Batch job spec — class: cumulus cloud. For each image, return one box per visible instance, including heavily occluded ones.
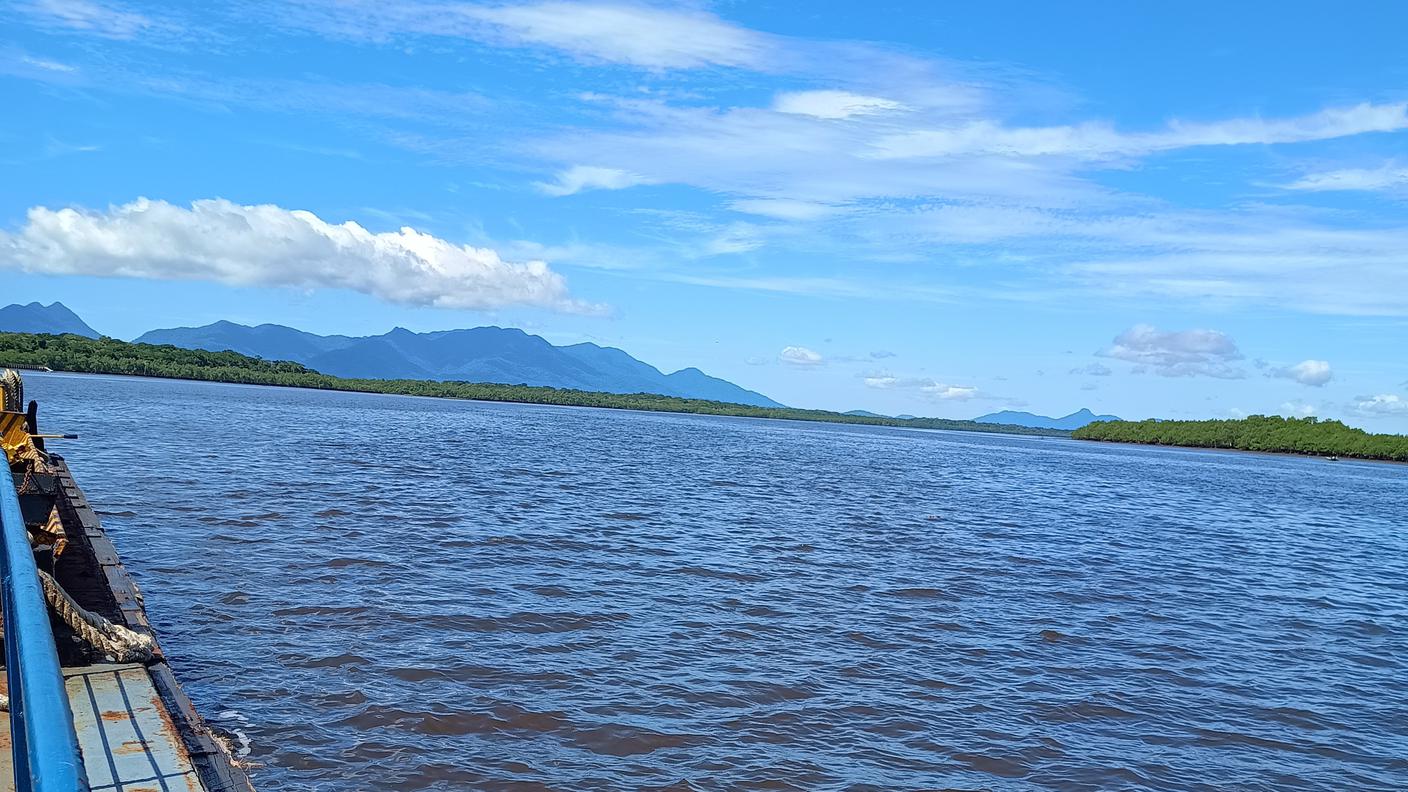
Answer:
[0,198,596,312]
[1269,359,1333,387]
[1284,162,1408,193]
[536,165,652,196]
[1352,394,1408,415]
[773,90,907,119]
[1102,324,1244,378]
[780,345,824,366]
[1070,362,1112,376]
[1280,400,1317,418]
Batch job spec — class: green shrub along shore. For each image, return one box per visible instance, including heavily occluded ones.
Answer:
[0,332,1066,436]
[1073,416,1408,462]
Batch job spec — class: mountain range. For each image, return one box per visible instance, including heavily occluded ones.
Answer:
[1,302,1119,423]
[132,321,785,407]
[974,408,1120,430]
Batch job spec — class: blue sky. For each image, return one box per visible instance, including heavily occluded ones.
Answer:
[3,1,1407,430]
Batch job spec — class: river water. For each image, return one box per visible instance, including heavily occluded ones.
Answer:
[25,372,1408,790]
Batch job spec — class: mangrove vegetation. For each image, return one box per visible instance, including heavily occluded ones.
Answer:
[1073,415,1408,462]
[0,332,1066,436]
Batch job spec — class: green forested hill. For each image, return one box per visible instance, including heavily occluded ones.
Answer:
[0,332,1065,436]
[1073,415,1408,462]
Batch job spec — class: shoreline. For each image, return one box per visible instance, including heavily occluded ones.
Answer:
[1076,436,1408,467]
[15,364,1067,439]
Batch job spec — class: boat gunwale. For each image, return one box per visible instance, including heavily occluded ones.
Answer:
[49,453,256,792]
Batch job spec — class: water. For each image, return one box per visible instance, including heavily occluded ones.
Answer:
[25,372,1408,791]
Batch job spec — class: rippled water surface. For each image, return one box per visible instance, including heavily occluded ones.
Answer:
[27,372,1408,790]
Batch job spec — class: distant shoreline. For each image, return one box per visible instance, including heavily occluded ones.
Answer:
[1073,418,1408,464]
[0,332,1067,439]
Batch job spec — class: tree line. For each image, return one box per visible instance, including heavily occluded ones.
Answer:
[1073,415,1408,462]
[0,332,1066,437]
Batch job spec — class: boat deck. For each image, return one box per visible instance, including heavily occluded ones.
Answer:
[0,665,207,791]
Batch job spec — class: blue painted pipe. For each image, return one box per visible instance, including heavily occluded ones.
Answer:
[0,459,87,791]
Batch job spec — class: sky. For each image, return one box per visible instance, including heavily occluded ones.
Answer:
[2,1,1407,431]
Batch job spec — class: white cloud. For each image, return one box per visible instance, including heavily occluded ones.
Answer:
[283,1,773,69]
[471,2,771,68]
[1280,401,1317,418]
[728,199,838,221]
[536,165,651,197]
[863,374,904,388]
[1352,394,1408,416]
[925,383,979,400]
[1284,163,1408,193]
[862,373,981,400]
[17,0,1408,322]
[1103,325,1244,379]
[0,198,596,313]
[780,345,824,366]
[869,350,896,359]
[526,90,1408,315]
[18,0,165,40]
[1062,209,1408,316]
[870,103,1408,161]
[774,90,907,120]
[1270,359,1333,387]
[20,55,78,73]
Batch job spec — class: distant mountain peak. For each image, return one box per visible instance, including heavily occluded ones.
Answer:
[974,407,1120,430]
[0,301,101,338]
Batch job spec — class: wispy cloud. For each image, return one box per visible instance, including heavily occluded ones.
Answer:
[870,102,1408,160]
[863,373,985,401]
[16,0,173,40]
[467,1,773,69]
[1070,362,1112,376]
[0,198,599,313]
[536,165,652,196]
[773,90,908,119]
[275,0,776,69]
[1283,161,1408,193]
[20,54,78,73]
[12,0,1408,324]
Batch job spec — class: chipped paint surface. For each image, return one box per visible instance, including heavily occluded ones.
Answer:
[64,664,206,791]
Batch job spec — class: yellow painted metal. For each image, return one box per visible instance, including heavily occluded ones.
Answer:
[1,411,31,466]
[1,369,39,466]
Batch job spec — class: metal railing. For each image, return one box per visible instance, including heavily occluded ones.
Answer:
[0,459,87,791]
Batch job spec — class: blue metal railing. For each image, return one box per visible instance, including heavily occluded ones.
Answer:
[0,459,87,791]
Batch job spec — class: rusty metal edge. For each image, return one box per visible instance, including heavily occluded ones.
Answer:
[49,454,258,792]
